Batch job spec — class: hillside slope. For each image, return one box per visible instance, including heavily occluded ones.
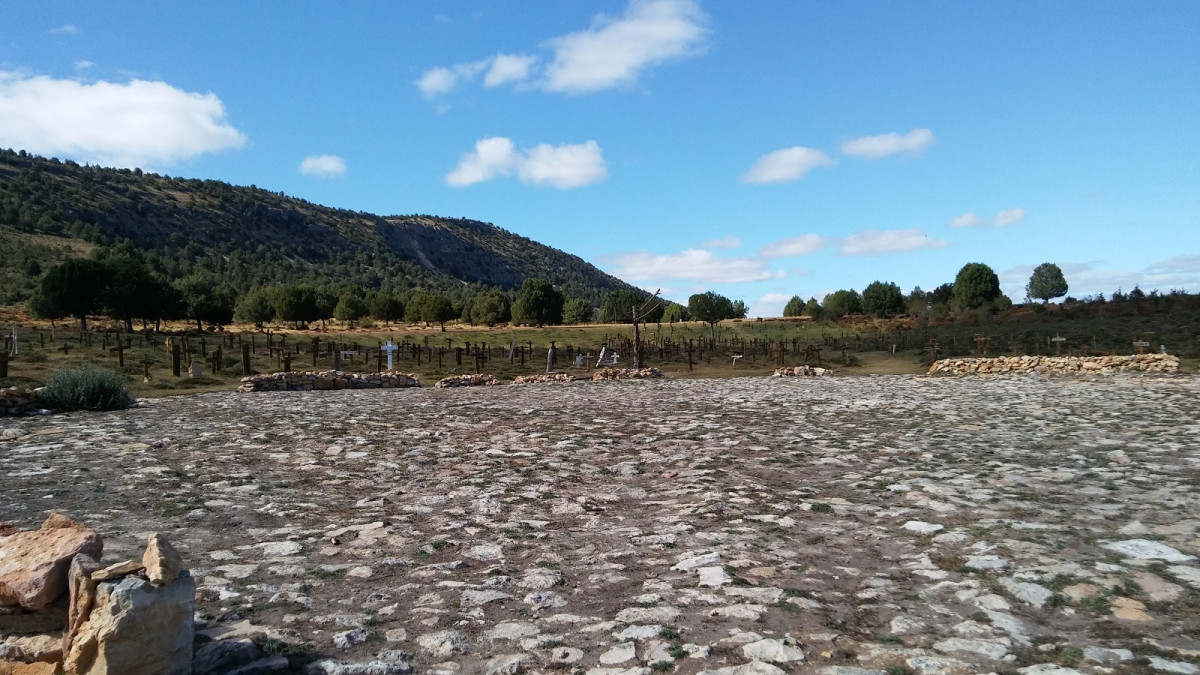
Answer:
[0,148,639,304]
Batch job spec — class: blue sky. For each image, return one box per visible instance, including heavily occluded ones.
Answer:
[2,1,1197,316]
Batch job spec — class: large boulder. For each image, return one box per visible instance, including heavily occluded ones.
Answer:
[0,515,103,611]
[62,572,195,675]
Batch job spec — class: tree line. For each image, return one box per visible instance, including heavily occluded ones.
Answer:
[780,261,1073,320]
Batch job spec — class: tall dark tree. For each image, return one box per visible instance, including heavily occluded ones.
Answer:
[234,287,276,327]
[861,281,905,317]
[687,291,734,337]
[511,278,564,327]
[1026,262,1068,304]
[953,263,1001,309]
[561,297,593,325]
[470,289,511,327]
[35,258,109,330]
[782,295,805,317]
[368,289,404,326]
[174,273,234,330]
[101,255,168,332]
[822,289,862,317]
[272,284,321,326]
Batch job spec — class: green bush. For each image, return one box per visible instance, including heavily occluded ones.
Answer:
[39,366,135,411]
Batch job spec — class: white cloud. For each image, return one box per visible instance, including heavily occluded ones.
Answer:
[740,147,834,184]
[74,60,95,70]
[841,128,934,159]
[418,0,708,97]
[949,208,1026,228]
[299,154,347,178]
[518,140,607,188]
[540,0,709,94]
[416,60,487,98]
[446,136,606,189]
[839,228,949,255]
[697,235,741,250]
[49,24,79,35]
[949,212,981,228]
[484,54,538,87]
[445,137,520,186]
[606,248,782,284]
[0,71,245,168]
[759,234,828,258]
[991,208,1026,227]
[750,292,793,319]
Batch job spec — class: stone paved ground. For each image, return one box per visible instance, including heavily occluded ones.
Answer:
[3,374,1200,675]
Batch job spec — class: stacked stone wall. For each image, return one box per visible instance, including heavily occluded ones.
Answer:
[929,353,1180,376]
[238,370,419,392]
[773,366,832,377]
[591,367,662,381]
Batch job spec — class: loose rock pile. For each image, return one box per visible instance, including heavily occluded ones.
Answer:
[591,367,663,381]
[238,370,419,392]
[511,373,576,384]
[0,387,44,416]
[929,353,1181,375]
[0,515,194,675]
[772,365,832,377]
[434,373,500,388]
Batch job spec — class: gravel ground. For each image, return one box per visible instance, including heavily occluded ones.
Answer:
[3,374,1200,675]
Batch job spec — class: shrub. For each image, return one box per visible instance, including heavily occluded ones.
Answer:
[39,366,135,411]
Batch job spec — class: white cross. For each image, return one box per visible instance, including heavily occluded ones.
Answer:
[381,340,399,370]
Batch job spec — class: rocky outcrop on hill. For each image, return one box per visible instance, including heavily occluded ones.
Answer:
[929,353,1180,375]
[434,374,499,388]
[238,370,419,392]
[591,367,662,381]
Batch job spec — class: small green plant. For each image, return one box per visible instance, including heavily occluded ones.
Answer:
[668,644,688,659]
[811,502,833,513]
[650,661,673,672]
[1057,646,1084,666]
[39,365,134,411]
[658,626,681,640]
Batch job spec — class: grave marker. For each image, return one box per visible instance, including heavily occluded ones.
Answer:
[381,341,399,371]
[1051,334,1067,356]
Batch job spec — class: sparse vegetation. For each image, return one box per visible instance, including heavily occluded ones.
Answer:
[38,365,134,411]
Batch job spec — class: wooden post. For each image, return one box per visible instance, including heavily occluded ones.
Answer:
[171,343,181,377]
[312,338,320,367]
[109,340,127,368]
[282,352,292,372]
[241,343,252,375]
[0,352,8,378]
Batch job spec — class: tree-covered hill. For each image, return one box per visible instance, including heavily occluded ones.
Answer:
[0,148,640,305]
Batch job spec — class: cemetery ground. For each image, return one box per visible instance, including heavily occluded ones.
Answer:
[4,372,1200,674]
[1,303,1197,397]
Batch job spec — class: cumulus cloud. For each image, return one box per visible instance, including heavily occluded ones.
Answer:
[759,234,828,258]
[841,128,934,159]
[416,60,488,98]
[418,0,708,97]
[540,0,709,93]
[0,71,245,168]
[839,228,948,255]
[750,292,793,319]
[740,147,834,184]
[697,235,741,250]
[299,154,347,178]
[446,136,606,189]
[949,208,1026,228]
[606,248,782,284]
[484,54,538,87]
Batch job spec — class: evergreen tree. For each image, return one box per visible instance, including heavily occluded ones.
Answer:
[861,281,905,317]
[953,263,1001,309]
[1026,263,1068,304]
[782,295,805,317]
[511,278,564,327]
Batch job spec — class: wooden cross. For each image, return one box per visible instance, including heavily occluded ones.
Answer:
[109,340,129,368]
[974,334,990,357]
[1051,334,1067,356]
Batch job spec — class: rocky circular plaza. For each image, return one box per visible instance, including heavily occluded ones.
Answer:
[2,373,1199,674]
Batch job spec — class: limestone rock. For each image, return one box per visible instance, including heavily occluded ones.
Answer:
[89,560,143,582]
[62,572,195,675]
[0,514,103,611]
[62,554,99,658]
[742,638,805,663]
[142,533,183,587]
